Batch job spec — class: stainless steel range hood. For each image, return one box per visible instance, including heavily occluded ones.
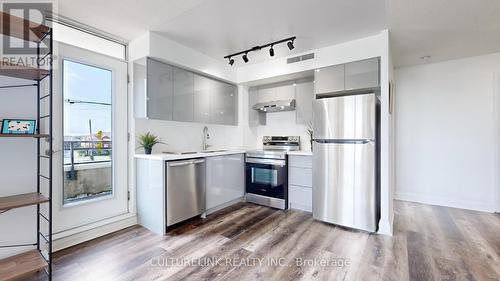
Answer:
[252,99,296,113]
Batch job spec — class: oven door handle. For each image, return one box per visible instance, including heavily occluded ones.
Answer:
[246,158,286,166]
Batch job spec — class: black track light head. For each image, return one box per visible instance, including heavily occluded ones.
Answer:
[228,57,234,66]
[269,46,275,57]
[242,53,249,63]
[287,40,295,50]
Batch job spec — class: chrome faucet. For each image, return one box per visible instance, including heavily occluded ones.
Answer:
[202,126,211,151]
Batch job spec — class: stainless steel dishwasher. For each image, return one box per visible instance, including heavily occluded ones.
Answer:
[166,158,206,227]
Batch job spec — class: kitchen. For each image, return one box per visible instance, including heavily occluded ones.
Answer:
[134,56,381,233]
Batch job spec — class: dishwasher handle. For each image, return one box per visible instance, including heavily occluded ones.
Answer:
[168,159,205,167]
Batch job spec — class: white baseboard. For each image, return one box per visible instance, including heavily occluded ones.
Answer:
[396,191,495,213]
[377,212,394,236]
[53,213,137,252]
[288,202,312,213]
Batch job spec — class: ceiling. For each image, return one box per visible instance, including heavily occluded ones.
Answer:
[388,0,500,67]
[59,0,500,67]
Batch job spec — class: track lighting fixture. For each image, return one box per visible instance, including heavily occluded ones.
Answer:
[224,36,296,66]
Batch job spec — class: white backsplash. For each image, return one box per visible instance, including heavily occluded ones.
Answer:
[135,118,245,153]
[245,110,311,151]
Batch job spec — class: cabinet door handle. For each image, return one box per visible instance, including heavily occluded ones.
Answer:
[168,159,205,167]
[169,161,194,167]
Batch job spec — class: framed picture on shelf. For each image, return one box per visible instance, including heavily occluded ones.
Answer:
[1,119,37,135]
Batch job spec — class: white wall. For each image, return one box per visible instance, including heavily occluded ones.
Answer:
[134,119,246,153]
[131,31,237,82]
[237,33,388,83]
[395,52,500,212]
[244,111,310,151]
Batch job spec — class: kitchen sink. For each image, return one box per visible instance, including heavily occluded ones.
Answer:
[162,150,228,155]
[162,151,199,155]
[203,149,227,153]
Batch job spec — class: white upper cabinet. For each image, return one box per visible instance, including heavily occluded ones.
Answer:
[257,86,274,103]
[249,79,313,126]
[257,83,295,103]
[274,84,295,100]
[248,88,266,126]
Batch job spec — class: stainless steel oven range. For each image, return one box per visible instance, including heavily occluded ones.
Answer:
[245,136,300,209]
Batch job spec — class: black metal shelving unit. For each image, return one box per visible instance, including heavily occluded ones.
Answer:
[0,11,53,281]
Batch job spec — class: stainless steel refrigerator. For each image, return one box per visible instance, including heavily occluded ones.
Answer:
[312,93,380,232]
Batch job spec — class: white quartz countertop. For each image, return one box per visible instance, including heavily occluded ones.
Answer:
[287,150,313,156]
[135,149,312,161]
[134,149,247,161]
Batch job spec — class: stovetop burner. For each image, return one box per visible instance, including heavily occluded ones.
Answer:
[247,136,300,159]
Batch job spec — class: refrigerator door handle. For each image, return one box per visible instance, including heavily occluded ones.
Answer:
[313,139,374,144]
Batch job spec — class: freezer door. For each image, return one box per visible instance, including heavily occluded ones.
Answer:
[312,141,377,232]
[313,93,376,140]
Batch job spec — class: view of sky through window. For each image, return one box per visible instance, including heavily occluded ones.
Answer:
[63,60,112,137]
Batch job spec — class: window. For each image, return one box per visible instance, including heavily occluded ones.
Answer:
[63,60,113,204]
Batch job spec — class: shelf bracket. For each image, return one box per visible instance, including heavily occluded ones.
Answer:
[0,243,37,248]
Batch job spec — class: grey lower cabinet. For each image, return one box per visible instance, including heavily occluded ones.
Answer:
[173,67,194,122]
[205,154,245,212]
[136,57,238,125]
[288,155,313,212]
[136,153,244,234]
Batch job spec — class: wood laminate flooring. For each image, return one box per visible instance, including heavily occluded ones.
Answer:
[30,200,500,281]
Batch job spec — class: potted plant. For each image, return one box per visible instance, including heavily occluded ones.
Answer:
[306,121,313,152]
[137,132,164,155]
